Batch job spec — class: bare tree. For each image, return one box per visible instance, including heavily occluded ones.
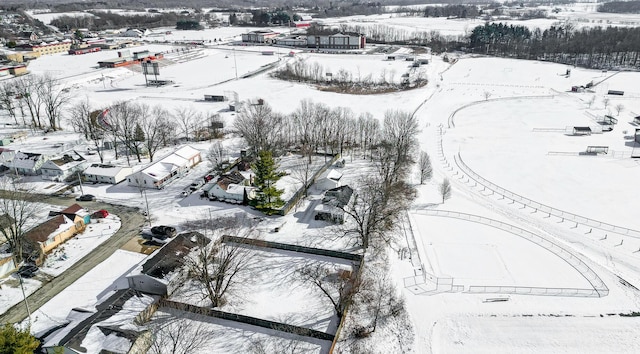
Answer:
[206,141,226,174]
[38,73,71,131]
[379,110,419,185]
[440,178,451,203]
[139,104,173,162]
[603,98,610,110]
[0,179,40,263]
[148,312,213,354]
[184,229,255,308]
[233,101,283,156]
[67,98,107,163]
[483,90,492,100]
[289,158,313,199]
[587,95,596,108]
[615,103,625,116]
[172,106,200,141]
[418,151,432,184]
[0,82,20,125]
[248,328,311,354]
[14,75,44,130]
[297,264,360,319]
[107,101,142,165]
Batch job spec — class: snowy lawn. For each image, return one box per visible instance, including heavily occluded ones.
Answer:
[171,247,354,334]
[410,213,593,289]
[149,309,330,354]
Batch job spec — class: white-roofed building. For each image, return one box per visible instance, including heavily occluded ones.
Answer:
[40,151,88,182]
[5,151,48,175]
[316,169,343,191]
[127,145,201,189]
[84,164,133,184]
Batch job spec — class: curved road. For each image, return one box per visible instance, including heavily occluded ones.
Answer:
[0,194,145,325]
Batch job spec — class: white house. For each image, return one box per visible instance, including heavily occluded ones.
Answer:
[128,145,201,189]
[83,164,133,184]
[40,151,87,182]
[207,171,254,203]
[316,169,342,191]
[5,151,48,175]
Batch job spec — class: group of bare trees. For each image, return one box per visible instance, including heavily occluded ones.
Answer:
[68,100,222,165]
[0,179,40,264]
[234,99,402,163]
[273,59,428,94]
[0,74,71,131]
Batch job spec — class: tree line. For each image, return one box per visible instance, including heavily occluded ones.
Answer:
[68,100,223,165]
[50,11,187,31]
[598,1,640,14]
[468,23,640,69]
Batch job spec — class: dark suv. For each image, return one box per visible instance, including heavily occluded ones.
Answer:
[76,194,96,201]
[150,225,177,237]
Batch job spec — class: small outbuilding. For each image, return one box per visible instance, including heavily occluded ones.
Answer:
[572,127,592,136]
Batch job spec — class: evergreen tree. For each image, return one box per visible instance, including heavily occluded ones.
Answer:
[0,324,40,354]
[252,150,284,212]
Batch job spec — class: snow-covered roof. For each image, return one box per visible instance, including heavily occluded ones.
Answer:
[41,152,85,171]
[324,169,342,181]
[84,164,132,177]
[25,215,75,243]
[139,146,200,180]
[226,184,245,195]
[173,145,200,160]
[6,151,44,169]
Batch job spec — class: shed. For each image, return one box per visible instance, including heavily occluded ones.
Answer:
[572,127,592,136]
[607,90,624,96]
[0,138,11,146]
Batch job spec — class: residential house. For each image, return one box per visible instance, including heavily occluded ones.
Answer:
[314,185,353,223]
[316,169,342,191]
[24,214,85,261]
[5,151,48,175]
[41,233,209,354]
[128,146,201,189]
[83,164,133,184]
[206,171,255,203]
[40,151,88,182]
[0,214,16,278]
[41,289,156,354]
[49,203,91,226]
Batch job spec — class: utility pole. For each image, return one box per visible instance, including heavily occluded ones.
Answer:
[143,188,151,227]
[77,172,84,195]
[18,274,31,327]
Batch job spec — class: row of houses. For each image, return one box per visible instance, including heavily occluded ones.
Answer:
[242,30,366,50]
[0,146,202,190]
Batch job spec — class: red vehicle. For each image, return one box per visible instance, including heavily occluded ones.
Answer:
[93,209,109,218]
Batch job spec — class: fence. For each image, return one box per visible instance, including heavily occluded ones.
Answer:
[412,209,609,297]
[222,235,363,262]
[454,152,640,239]
[159,299,335,341]
[447,95,555,128]
[278,153,341,216]
[468,286,601,297]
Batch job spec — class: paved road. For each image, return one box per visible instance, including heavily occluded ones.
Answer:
[0,195,145,325]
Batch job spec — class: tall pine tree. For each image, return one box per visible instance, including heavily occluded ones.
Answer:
[0,323,39,354]
[252,150,284,212]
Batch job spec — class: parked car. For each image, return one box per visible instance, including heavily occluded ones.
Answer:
[203,174,215,182]
[180,190,191,197]
[17,263,39,278]
[92,209,109,218]
[151,225,177,237]
[189,181,204,191]
[76,194,96,202]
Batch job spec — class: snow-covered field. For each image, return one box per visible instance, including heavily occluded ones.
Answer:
[3,4,640,351]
